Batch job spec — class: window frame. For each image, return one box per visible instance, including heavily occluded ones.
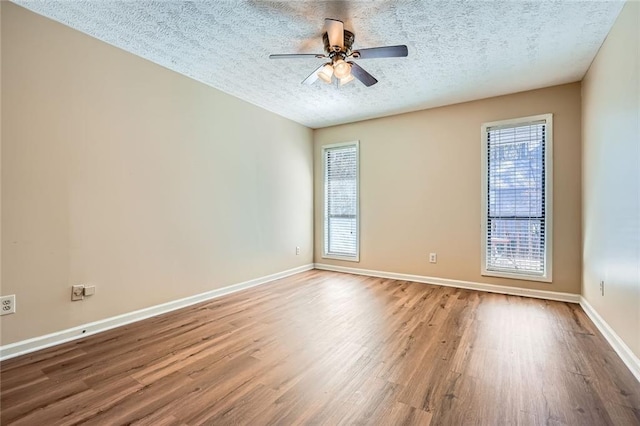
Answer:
[480,113,553,282]
[322,140,360,262]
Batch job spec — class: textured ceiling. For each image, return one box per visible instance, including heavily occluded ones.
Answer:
[14,1,624,128]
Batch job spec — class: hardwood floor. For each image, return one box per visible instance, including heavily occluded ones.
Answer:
[1,270,639,425]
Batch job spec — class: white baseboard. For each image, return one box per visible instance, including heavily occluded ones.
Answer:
[314,263,581,303]
[0,263,314,361]
[5,263,638,384]
[579,297,640,383]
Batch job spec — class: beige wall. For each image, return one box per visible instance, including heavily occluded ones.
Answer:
[0,1,3,327]
[582,1,640,358]
[314,83,582,294]
[6,0,633,353]
[0,3,313,345]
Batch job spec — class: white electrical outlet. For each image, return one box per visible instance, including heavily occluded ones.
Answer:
[429,253,437,263]
[296,246,300,255]
[71,285,85,301]
[0,295,16,315]
[83,285,96,296]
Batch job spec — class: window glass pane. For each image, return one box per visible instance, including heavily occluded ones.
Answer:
[486,122,546,276]
[487,218,545,273]
[324,144,358,258]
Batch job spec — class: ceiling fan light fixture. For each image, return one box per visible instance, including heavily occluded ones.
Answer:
[339,74,355,86]
[333,59,351,79]
[270,18,408,88]
[318,63,334,83]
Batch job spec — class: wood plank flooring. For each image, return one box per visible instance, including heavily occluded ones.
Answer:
[1,270,639,425]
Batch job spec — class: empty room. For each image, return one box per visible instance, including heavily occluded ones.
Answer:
[1,0,639,424]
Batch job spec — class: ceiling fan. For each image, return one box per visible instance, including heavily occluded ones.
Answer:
[269,18,408,87]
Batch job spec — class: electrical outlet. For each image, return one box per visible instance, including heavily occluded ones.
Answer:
[0,295,16,315]
[83,286,96,296]
[600,280,605,296]
[296,246,300,255]
[71,285,84,301]
[429,253,437,263]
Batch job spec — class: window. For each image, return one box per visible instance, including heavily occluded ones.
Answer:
[481,114,552,282]
[323,141,359,261]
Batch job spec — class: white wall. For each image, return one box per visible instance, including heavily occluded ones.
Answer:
[581,1,640,358]
[0,3,314,345]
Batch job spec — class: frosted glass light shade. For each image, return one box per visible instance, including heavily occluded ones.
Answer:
[339,74,355,86]
[318,64,334,83]
[333,59,351,79]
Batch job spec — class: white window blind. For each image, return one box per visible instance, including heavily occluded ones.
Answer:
[483,115,552,280]
[324,142,359,260]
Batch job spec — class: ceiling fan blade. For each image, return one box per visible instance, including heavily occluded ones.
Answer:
[352,45,408,59]
[325,18,344,49]
[348,62,378,87]
[302,64,326,85]
[269,53,325,59]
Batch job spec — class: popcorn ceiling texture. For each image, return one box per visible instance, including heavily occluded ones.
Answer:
[14,0,624,128]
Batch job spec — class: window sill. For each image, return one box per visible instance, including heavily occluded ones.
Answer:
[482,269,552,283]
[322,254,360,263]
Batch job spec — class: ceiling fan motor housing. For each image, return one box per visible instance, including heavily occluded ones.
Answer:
[323,29,355,55]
